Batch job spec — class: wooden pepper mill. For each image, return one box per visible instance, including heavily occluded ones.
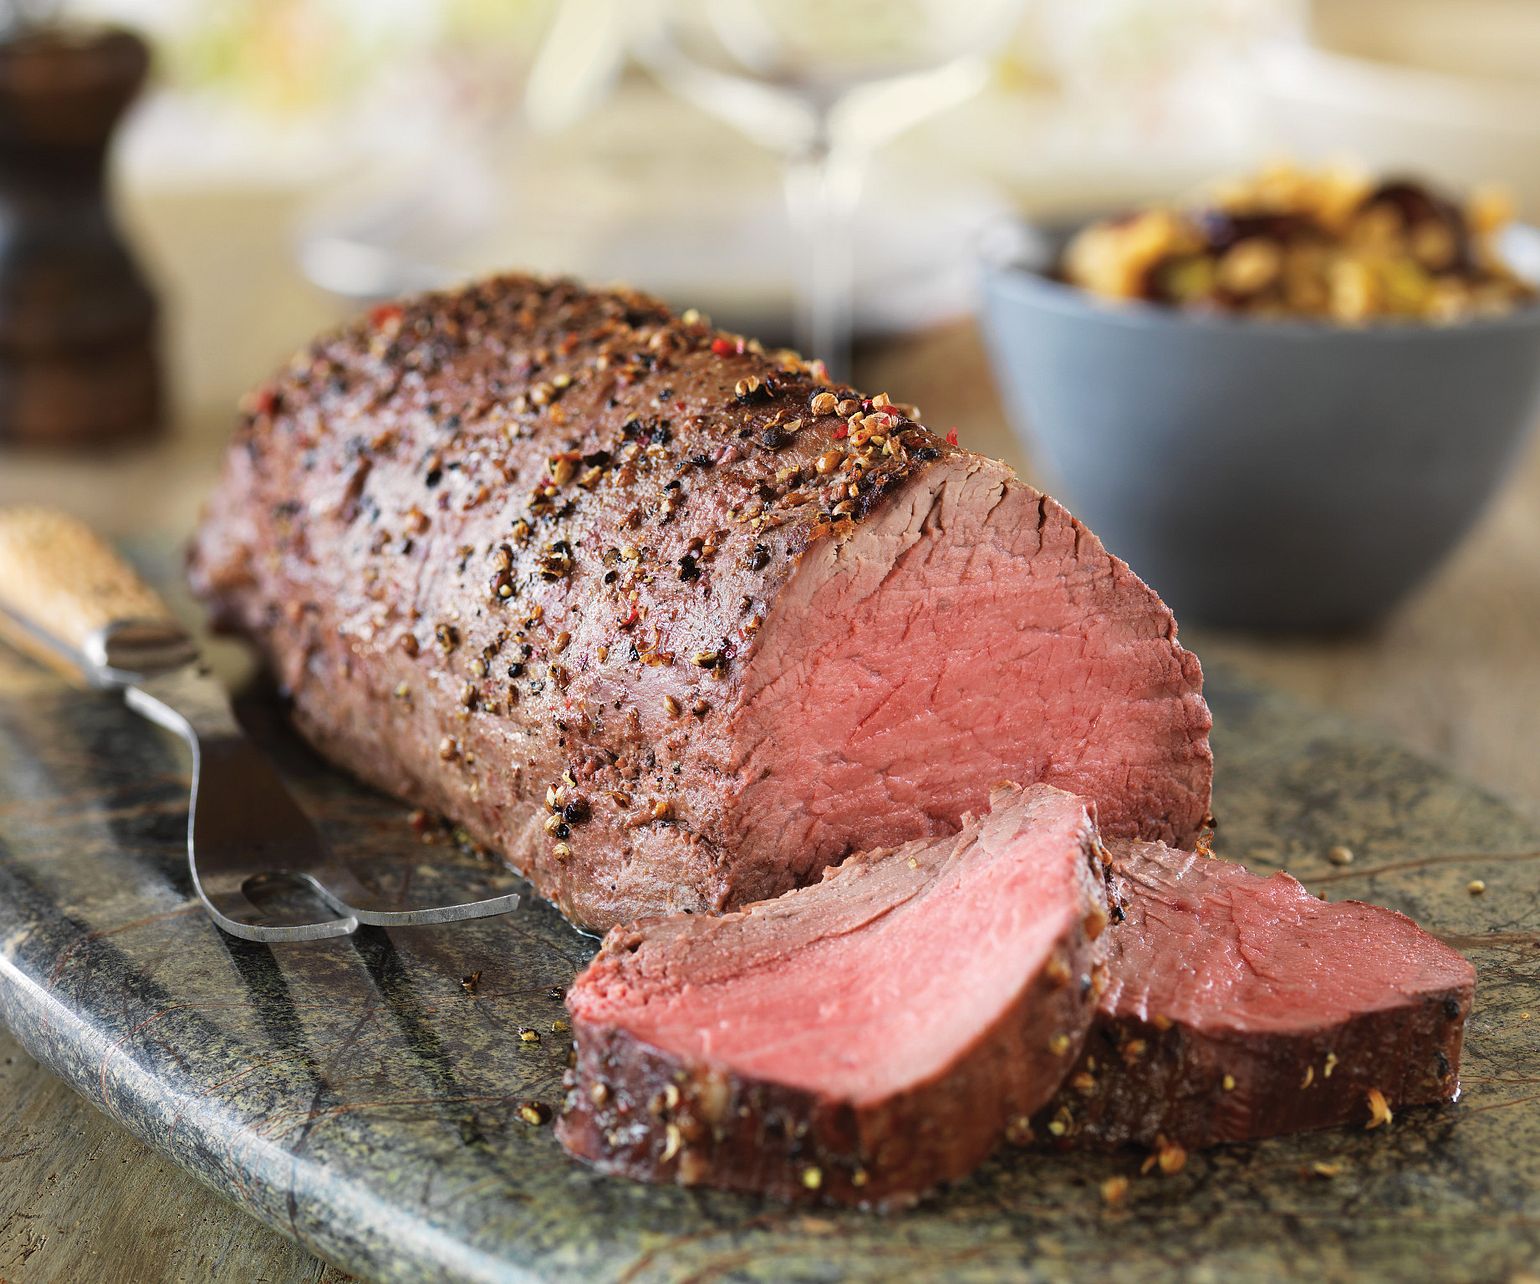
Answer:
[0,24,160,448]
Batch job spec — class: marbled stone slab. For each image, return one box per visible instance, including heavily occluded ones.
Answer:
[0,659,1536,1283]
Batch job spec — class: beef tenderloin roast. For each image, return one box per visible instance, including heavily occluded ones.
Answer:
[190,275,1211,932]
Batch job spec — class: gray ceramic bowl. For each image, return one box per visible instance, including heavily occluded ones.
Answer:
[980,221,1540,631]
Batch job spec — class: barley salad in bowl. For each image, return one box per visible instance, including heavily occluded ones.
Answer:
[981,163,1540,631]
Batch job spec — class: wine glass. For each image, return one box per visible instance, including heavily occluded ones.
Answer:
[630,0,1025,378]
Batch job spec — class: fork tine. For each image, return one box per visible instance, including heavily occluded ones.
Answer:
[191,865,361,943]
[298,860,523,928]
[323,885,522,928]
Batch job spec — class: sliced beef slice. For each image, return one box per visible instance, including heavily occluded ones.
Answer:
[1035,841,1476,1150]
[557,783,1109,1207]
[189,275,1211,932]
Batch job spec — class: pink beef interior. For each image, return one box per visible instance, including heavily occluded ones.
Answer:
[1107,843,1477,1034]
[570,784,1097,1105]
[728,456,1211,893]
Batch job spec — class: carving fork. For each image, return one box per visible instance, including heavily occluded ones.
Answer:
[0,508,518,942]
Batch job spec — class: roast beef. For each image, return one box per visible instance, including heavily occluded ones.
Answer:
[557,783,1109,1207]
[1035,841,1476,1150]
[189,275,1212,931]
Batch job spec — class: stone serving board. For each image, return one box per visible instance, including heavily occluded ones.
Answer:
[0,650,1537,1284]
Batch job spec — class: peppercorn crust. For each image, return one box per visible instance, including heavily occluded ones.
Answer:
[189,274,1212,930]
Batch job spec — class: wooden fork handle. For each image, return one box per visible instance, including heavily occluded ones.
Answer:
[0,506,195,687]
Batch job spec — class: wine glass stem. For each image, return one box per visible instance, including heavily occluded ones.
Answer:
[786,132,865,380]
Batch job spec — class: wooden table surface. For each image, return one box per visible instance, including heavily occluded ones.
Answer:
[2,188,1538,1284]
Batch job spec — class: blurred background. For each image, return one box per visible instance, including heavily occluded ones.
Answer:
[0,0,1538,809]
